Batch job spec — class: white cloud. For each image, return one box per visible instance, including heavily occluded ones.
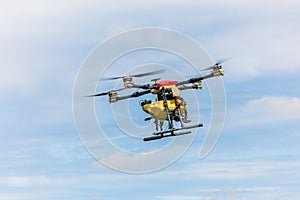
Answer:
[1,0,299,95]
[207,22,300,81]
[0,193,23,200]
[156,186,292,200]
[0,175,74,187]
[0,174,92,200]
[157,195,204,200]
[158,159,300,180]
[230,96,300,126]
[195,1,300,81]
[92,159,300,182]
[90,140,196,173]
[0,1,300,200]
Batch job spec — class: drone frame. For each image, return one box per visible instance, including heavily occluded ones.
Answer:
[88,62,225,141]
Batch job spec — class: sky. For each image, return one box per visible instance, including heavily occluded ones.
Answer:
[0,0,300,199]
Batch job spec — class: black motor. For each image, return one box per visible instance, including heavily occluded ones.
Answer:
[140,99,152,106]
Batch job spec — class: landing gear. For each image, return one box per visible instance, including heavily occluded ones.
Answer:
[154,119,164,132]
[143,87,203,142]
[143,123,203,141]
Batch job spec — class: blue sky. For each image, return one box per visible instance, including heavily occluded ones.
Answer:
[1,0,300,199]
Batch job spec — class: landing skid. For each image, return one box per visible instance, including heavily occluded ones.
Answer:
[143,123,203,142]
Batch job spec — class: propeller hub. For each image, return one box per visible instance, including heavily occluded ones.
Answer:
[151,78,161,83]
[123,76,134,88]
[108,91,120,103]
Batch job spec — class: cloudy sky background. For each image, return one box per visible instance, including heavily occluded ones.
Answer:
[1,0,300,199]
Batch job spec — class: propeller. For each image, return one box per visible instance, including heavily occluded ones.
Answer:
[86,88,126,97]
[100,69,166,81]
[201,57,231,71]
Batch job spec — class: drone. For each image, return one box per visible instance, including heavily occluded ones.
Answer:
[88,61,225,141]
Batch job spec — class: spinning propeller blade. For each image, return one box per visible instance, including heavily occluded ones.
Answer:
[86,88,126,97]
[100,76,124,81]
[130,69,165,78]
[201,57,231,71]
[100,69,165,81]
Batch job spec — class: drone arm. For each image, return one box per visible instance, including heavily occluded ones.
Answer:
[131,84,150,89]
[131,84,160,90]
[178,84,202,90]
[128,90,152,98]
[176,67,224,86]
[175,74,207,86]
[110,90,151,103]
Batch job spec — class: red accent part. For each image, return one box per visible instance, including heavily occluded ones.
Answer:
[153,80,178,87]
[175,96,180,104]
